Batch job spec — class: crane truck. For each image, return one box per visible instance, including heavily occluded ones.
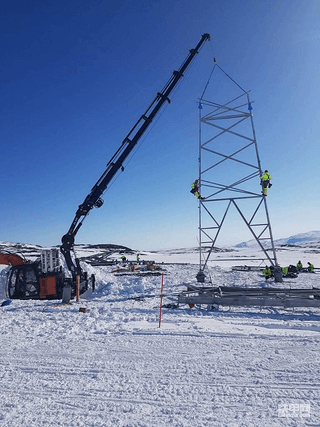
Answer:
[3,33,210,300]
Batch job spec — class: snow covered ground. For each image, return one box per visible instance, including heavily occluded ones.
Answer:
[0,243,320,426]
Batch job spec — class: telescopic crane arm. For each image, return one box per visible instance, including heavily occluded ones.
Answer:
[61,33,210,275]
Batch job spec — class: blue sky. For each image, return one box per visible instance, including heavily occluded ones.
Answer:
[1,0,319,250]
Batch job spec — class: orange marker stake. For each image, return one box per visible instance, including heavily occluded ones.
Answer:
[159,273,164,328]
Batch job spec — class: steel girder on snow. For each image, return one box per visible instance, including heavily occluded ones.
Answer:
[178,286,320,308]
[197,87,278,277]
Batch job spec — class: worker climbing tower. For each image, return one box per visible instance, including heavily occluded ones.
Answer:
[196,62,282,283]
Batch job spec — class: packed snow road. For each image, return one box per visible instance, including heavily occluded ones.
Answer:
[1,259,320,426]
[1,330,320,427]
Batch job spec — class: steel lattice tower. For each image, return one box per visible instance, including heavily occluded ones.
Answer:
[196,65,282,283]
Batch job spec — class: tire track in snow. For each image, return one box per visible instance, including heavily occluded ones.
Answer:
[1,333,320,426]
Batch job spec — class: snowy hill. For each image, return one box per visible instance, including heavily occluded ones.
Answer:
[278,230,320,245]
[236,230,320,248]
[0,241,235,267]
[0,241,135,264]
[1,234,319,269]
[0,241,43,260]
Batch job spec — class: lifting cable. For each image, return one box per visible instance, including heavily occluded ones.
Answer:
[199,62,216,102]
[215,63,247,94]
[198,35,217,102]
[199,51,248,103]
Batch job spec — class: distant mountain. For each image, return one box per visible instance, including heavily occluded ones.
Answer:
[0,241,133,263]
[236,230,320,248]
[1,231,320,261]
[0,242,43,259]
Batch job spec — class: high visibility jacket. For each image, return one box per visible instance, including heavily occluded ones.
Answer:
[297,262,303,269]
[282,266,289,275]
[263,268,271,277]
[260,172,271,181]
[191,181,199,190]
[308,264,314,270]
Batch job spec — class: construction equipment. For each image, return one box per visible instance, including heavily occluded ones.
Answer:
[3,33,210,300]
[4,248,85,300]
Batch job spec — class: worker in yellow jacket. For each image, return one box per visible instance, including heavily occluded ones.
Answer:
[260,170,272,196]
[263,266,271,280]
[307,262,314,272]
[190,179,204,200]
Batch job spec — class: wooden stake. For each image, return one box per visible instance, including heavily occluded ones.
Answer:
[76,275,80,302]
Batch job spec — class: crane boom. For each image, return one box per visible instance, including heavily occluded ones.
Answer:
[61,33,210,275]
